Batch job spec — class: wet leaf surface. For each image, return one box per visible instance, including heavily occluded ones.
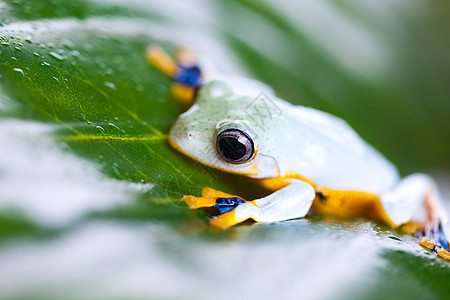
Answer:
[0,1,449,299]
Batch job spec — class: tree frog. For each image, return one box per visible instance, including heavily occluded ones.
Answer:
[147,45,450,259]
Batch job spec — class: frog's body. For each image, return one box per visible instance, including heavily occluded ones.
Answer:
[147,45,450,259]
[172,79,398,192]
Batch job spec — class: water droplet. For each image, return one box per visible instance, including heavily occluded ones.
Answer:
[49,51,64,61]
[11,57,17,61]
[52,76,60,83]
[388,235,402,241]
[33,52,40,57]
[104,81,116,90]
[41,62,50,67]
[111,163,121,178]
[78,113,86,122]
[14,46,21,52]
[156,83,166,94]
[96,125,105,133]
[108,122,125,133]
[1,42,9,47]
[62,40,74,49]
[25,38,32,44]
[13,68,24,78]
[136,83,144,92]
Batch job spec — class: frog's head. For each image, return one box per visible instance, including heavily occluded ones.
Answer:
[169,79,280,178]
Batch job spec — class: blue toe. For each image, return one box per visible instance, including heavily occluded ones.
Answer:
[213,197,245,214]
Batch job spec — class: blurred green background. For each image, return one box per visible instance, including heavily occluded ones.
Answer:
[0,0,449,299]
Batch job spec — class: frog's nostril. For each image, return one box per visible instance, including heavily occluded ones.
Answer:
[187,132,194,139]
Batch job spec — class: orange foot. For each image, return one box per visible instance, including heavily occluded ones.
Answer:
[183,187,257,229]
[417,223,450,260]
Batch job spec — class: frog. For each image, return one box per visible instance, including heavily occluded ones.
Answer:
[146,45,450,259]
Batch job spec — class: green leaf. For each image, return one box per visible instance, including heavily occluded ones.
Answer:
[0,3,235,229]
[1,1,450,300]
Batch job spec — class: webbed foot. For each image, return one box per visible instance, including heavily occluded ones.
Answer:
[146,45,202,105]
[183,187,257,229]
[417,223,450,260]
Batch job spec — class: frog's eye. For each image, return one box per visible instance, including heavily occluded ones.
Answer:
[216,129,255,164]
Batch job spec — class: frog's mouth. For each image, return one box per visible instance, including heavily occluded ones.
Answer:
[168,135,257,176]
[168,135,280,178]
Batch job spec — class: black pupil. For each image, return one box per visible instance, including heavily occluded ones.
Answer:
[217,129,254,164]
[218,137,246,161]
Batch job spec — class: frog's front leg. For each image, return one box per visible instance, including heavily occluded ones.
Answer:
[184,179,315,229]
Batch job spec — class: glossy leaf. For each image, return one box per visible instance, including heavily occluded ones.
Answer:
[1,1,450,300]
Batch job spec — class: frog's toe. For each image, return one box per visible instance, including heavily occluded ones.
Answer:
[210,201,261,229]
[419,236,435,250]
[211,197,245,215]
[183,187,244,210]
[417,222,450,260]
[182,195,216,209]
[209,209,249,229]
[436,246,450,260]
[185,194,247,218]
[200,187,240,199]
[183,187,255,228]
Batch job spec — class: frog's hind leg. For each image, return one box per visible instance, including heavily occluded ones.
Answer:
[146,45,202,105]
[380,173,449,259]
[416,223,450,259]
